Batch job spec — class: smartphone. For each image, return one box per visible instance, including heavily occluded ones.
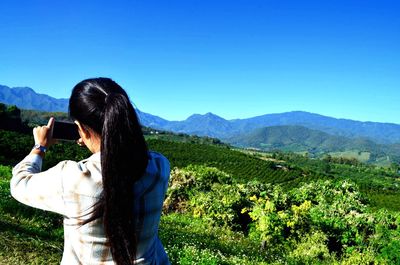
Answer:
[52,121,80,141]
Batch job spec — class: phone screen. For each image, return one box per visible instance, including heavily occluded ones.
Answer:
[52,121,80,140]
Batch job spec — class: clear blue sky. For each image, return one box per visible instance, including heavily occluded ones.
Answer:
[0,0,399,123]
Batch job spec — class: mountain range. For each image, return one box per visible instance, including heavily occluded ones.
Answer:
[0,85,69,113]
[1,84,400,149]
[137,111,400,145]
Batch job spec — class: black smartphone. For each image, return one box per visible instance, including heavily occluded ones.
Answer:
[52,121,80,141]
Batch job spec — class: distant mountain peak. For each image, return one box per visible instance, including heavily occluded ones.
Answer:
[15,86,35,93]
[186,112,225,121]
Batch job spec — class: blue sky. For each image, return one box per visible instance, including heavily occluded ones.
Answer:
[0,0,399,123]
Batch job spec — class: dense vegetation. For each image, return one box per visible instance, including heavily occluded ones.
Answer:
[165,165,400,264]
[142,127,228,146]
[1,105,400,264]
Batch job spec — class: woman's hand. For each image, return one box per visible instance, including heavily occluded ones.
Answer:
[77,138,86,147]
[33,117,56,148]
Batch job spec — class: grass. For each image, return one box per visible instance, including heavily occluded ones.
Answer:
[0,165,63,264]
[160,214,268,265]
[0,228,62,265]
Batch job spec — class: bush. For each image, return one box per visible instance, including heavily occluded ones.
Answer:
[286,231,335,264]
[0,165,12,179]
[190,182,267,230]
[164,165,268,231]
[163,165,232,213]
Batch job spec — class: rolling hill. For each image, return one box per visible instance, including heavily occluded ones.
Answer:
[227,125,400,163]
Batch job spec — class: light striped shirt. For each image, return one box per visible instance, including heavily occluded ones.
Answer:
[11,151,170,265]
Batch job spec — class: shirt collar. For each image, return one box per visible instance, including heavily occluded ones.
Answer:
[88,152,101,161]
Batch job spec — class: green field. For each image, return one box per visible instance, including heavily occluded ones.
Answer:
[1,125,400,264]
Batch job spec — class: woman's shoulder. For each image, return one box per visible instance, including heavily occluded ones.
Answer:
[148,151,170,169]
[59,153,102,196]
[146,151,170,179]
[148,151,169,162]
[56,153,100,175]
[133,152,170,197]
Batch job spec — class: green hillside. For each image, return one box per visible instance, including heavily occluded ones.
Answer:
[1,128,399,210]
[10,106,400,166]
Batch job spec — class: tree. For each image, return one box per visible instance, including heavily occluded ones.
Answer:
[6,105,21,119]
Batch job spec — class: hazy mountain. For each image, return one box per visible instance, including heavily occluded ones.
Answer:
[228,125,384,154]
[0,85,69,112]
[229,111,400,144]
[1,84,400,144]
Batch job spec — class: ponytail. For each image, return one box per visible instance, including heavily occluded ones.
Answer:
[101,93,148,264]
[69,78,149,265]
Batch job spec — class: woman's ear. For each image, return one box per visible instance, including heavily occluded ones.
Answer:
[74,120,91,139]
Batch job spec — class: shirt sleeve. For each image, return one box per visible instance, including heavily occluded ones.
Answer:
[10,154,67,216]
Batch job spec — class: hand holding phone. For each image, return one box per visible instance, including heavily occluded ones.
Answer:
[33,117,55,147]
[53,121,80,141]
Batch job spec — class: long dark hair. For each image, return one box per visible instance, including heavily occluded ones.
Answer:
[69,78,148,265]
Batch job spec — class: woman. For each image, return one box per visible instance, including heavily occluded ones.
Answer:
[10,78,170,265]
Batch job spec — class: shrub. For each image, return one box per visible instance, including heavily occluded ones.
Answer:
[190,182,267,230]
[163,165,232,213]
[286,231,335,265]
[164,165,268,231]
[0,165,12,180]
